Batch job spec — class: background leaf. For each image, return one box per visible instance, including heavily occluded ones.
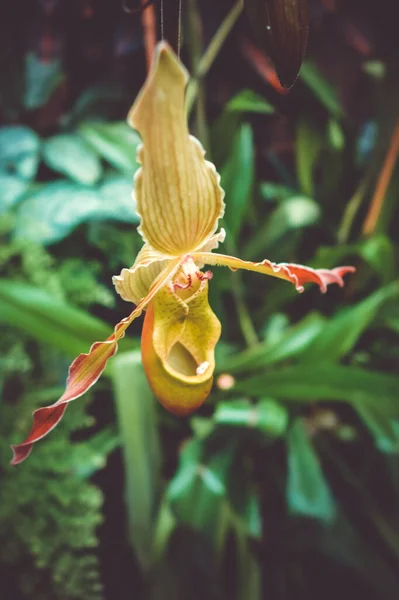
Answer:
[23,53,63,110]
[296,117,323,197]
[111,351,160,571]
[42,134,102,185]
[0,279,133,357]
[227,89,275,114]
[235,365,399,414]
[14,178,138,244]
[79,122,141,174]
[287,419,336,521]
[0,125,40,211]
[300,282,399,365]
[301,61,344,118]
[221,123,254,239]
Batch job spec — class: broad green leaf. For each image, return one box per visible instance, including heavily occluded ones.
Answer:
[14,178,138,244]
[221,123,254,239]
[296,117,323,197]
[0,175,30,213]
[24,52,63,110]
[167,440,233,540]
[259,182,296,203]
[300,282,399,365]
[301,61,343,118]
[98,172,138,221]
[214,398,288,437]
[379,303,399,334]
[262,313,290,344]
[356,404,399,454]
[0,125,40,179]
[111,351,160,571]
[209,111,239,168]
[218,312,325,373]
[79,121,141,174]
[0,126,40,211]
[14,181,98,244]
[226,89,275,114]
[67,84,129,126]
[0,279,125,357]
[287,419,336,521]
[235,365,399,414]
[244,195,320,257]
[42,134,102,185]
[360,235,396,284]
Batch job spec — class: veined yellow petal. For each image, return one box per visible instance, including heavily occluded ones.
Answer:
[113,243,170,304]
[128,42,225,257]
[141,271,221,415]
[191,252,355,293]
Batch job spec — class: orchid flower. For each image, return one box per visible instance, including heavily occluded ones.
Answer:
[11,42,355,465]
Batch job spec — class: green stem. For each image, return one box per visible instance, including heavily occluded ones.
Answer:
[225,237,259,348]
[337,176,370,244]
[187,0,210,150]
[186,0,244,116]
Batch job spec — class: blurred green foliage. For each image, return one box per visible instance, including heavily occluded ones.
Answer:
[1,1,399,599]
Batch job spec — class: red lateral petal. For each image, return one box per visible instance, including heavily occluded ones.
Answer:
[278,264,356,293]
[191,252,355,293]
[11,317,131,465]
[11,259,182,465]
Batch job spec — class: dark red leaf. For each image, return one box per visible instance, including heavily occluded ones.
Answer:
[244,0,309,89]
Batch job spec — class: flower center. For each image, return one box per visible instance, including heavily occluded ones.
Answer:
[167,342,198,376]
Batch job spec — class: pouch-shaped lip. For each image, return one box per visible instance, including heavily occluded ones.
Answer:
[141,271,221,415]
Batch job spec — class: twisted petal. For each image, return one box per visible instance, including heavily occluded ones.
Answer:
[128,42,225,256]
[11,260,182,465]
[141,273,221,416]
[197,228,226,253]
[191,252,355,293]
[113,243,170,304]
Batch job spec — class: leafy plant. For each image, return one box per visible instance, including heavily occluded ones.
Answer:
[2,1,399,599]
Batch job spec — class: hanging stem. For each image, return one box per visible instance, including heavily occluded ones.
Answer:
[161,0,184,54]
[362,116,399,236]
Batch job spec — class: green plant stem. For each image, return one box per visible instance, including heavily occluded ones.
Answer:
[187,0,210,150]
[338,176,370,244]
[225,237,259,348]
[186,0,244,116]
